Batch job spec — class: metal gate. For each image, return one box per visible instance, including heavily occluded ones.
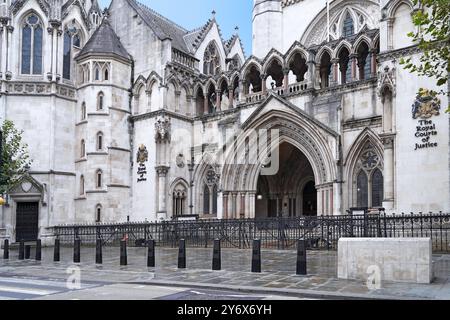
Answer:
[16,202,39,241]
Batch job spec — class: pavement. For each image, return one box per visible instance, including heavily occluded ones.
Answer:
[0,246,449,300]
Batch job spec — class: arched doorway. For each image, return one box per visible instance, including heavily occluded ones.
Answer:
[255,142,316,218]
[302,181,317,216]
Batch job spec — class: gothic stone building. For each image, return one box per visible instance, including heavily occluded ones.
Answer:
[0,0,449,242]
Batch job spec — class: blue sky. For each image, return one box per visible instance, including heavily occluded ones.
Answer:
[99,0,253,55]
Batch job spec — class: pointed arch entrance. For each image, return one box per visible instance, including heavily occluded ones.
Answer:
[220,100,338,218]
[255,142,317,218]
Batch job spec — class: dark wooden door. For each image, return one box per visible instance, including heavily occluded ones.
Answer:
[16,202,39,241]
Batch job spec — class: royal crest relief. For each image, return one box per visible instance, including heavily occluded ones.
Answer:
[412,88,441,120]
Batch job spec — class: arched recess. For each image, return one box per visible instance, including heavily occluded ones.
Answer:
[220,108,337,217]
[391,2,415,49]
[193,162,220,217]
[147,72,163,112]
[166,80,179,112]
[343,128,384,209]
[133,81,146,115]
[169,178,189,217]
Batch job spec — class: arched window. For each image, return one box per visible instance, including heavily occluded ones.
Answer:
[356,170,368,207]
[173,183,187,216]
[354,143,383,208]
[96,169,103,188]
[63,25,82,80]
[104,68,109,81]
[21,14,43,75]
[96,132,103,151]
[371,169,384,207]
[357,42,370,80]
[94,67,100,81]
[203,184,210,214]
[80,139,85,158]
[319,51,332,89]
[203,42,221,76]
[95,204,102,223]
[97,92,104,110]
[81,102,86,120]
[338,47,351,84]
[212,185,218,215]
[342,12,354,38]
[80,175,85,196]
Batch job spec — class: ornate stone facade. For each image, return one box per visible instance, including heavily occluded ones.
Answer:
[0,0,448,241]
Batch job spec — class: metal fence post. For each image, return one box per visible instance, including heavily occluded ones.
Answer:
[96,238,102,264]
[296,239,307,275]
[212,239,221,271]
[73,238,81,263]
[3,239,9,259]
[35,239,41,261]
[251,239,261,273]
[178,239,186,269]
[54,239,60,262]
[120,240,127,266]
[18,240,24,260]
[147,239,155,268]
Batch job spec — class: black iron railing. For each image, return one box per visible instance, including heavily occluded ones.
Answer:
[51,212,450,253]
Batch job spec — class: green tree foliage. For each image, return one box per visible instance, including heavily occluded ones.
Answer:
[0,120,32,194]
[400,0,450,109]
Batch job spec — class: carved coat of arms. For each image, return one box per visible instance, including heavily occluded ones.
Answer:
[136,144,148,164]
[155,115,171,142]
[412,88,441,120]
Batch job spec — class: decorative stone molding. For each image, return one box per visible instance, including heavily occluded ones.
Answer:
[155,115,171,143]
[377,65,396,97]
[380,133,395,150]
[156,165,169,177]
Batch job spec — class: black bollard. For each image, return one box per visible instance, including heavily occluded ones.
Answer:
[251,239,261,273]
[212,239,221,271]
[96,239,102,264]
[73,239,81,263]
[54,239,60,262]
[25,245,31,259]
[296,239,307,275]
[35,240,41,261]
[120,240,127,266]
[178,239,186,269]
[3,239,9,260]
[147,240,155,268]
[18,240,25,260]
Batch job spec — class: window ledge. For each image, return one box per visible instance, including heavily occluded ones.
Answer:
[75,158,87,163]
[76,120,88,126]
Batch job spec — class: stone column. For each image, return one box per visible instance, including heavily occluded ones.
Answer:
[231,193,238,219]
[331,58,339,85]
[204,95,209,114]
[248,192,256,219]
[222,192,229,219]
[370,50,377,78]
[6,25,13,76]
[386,18,394,51]
[261,74,267,94]
[55,27,63,81]
[240,193,246,219]
[283,67,290,91]
[156,166,169,220]
[228,86,234,109]
[175,90,181,113]
[307,58,316,88]
[381,135,395,210]
[350,54,357,82]
[215,89,221,112]
[1,23,7,78]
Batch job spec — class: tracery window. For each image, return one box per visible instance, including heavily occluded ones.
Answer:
[355,143,384,208]
[342,12,354,38]
[203,42,221,76]
[21,14,43,75]
[173,183,187,216]
[203,167,218,215]
[63,25,82,80]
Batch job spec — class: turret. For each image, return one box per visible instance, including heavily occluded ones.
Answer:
[252,0,282,59]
